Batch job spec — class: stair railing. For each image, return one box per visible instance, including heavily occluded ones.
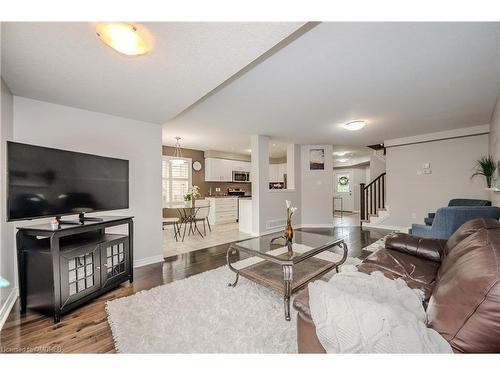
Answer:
[360,172,386,224]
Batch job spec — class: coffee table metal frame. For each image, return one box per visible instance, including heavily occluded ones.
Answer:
[226,236,348,321]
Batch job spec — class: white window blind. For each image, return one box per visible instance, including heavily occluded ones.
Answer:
[162,156,192,206]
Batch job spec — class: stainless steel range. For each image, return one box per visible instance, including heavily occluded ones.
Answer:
[227,188,246,197]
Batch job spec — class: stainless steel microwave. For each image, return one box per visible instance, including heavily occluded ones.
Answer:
[232,171,250,183]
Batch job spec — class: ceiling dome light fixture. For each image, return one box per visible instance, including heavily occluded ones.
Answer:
[343,120,366,131]
[96,22,151,56]
[171,137,186,165]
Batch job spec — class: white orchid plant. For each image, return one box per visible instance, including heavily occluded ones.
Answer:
[184,185,201,201]
[286,200,298,225]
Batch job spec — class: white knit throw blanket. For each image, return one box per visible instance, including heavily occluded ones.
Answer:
[308,267,452,353]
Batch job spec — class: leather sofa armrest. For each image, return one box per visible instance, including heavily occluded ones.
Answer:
[385,233,445,263]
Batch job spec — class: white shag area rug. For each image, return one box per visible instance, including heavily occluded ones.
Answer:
[106,244,360,353]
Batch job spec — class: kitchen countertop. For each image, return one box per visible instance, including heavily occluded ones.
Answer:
[206,195,248,198]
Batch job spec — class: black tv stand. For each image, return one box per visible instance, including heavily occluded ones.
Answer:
[16,215,134,323]
[55,213,105,226]
[78,213,104,223]
[55,216,81,225]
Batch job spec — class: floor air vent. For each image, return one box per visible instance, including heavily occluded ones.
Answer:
[266,219,287,229]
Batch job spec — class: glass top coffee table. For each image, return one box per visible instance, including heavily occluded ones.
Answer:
[226,231,348,321]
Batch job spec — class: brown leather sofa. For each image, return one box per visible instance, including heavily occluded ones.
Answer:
[293,218,500,353]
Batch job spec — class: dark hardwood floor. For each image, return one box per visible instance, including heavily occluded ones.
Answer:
[0,225,390,353]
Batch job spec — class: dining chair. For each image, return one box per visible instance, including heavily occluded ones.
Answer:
[194,199,211,236]
[162,216,181,242]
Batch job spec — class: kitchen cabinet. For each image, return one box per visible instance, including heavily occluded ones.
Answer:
[205,158,232,182]
[238,198,252,234]
[207,197,238,224]
[205,158,250,182]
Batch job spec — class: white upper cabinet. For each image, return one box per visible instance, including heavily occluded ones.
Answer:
[230,160,251,172]
[205,158,230,181]
[205,158,250,181]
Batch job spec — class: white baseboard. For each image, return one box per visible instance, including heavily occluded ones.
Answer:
[134,255,165,268]
[254,228,283,237]
[299,224,334,228]
[362,223,410,233]
[0,287,18,332]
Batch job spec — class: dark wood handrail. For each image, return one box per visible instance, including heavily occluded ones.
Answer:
[364,172,386,189]
[360,172,386,224]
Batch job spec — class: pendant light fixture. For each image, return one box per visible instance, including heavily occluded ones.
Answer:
[171,137,186,165]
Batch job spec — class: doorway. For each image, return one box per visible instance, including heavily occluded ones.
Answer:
[334,170,354,212]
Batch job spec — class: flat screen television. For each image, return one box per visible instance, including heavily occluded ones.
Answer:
[7,142,129,221]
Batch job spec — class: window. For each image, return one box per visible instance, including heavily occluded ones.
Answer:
[162,156,192,206]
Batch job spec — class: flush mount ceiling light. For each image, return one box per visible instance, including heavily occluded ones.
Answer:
[343,120,366,131]
[96,22,150,56]
[171,137,186,165]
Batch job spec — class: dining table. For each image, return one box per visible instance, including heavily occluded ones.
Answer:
[164,200,211,241]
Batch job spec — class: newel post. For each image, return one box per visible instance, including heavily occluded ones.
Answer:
[360,183,366,223]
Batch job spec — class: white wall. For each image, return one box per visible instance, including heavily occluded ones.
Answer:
[1,78,16,323]
[251,138,337,232]
[251,135,301,234]
[385,133,489,226]
[368,152,386,182]
[489,95,500,206]
[301,145,333,226]
[12,97,163,266]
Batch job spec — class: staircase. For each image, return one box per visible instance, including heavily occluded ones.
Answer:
[360,172,386,226]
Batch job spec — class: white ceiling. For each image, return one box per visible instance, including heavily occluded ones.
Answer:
[2,22,499,155]
[163,22,500,153]
[332,145,371,159]
[1,22,304,123]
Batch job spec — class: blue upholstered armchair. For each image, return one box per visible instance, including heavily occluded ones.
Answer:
[424,199,491,226]
[411,206,500,240]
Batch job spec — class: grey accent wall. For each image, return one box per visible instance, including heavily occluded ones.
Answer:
[385,133,489,227]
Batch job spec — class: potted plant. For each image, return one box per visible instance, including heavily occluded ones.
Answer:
[184,185,201,203]
[471,155,496,188]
